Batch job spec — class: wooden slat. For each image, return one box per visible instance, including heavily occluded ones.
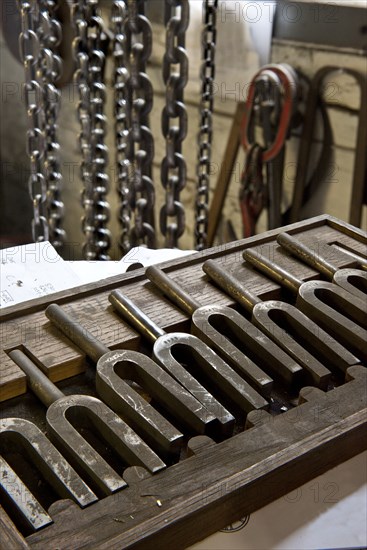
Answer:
[0,507,29,549]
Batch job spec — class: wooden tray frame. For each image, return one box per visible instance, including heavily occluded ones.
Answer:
[1,215,366,549]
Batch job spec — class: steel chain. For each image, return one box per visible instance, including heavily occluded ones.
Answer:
[71,0,111,260]
[160,0,189,248]
[195,0,218,251]
[38,0,66,249]
[111,1,132,254]
[18,0,49,242]
[239,144,265,238]
[125,0,156,249]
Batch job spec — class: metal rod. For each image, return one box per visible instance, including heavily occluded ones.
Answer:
[331,244,367,270]
[46,304,110,363]
[109,290,165,343]
[277,233,337,278]
[146,265,202,315]
[276,234,367,301]
[9,349,65,407]
[243,248,302,294]
[203,259,261,312]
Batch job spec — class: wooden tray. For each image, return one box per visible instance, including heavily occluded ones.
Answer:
[1,214,366,548]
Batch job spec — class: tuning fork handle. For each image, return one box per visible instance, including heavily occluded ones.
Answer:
[277,233,337,278]
[109,290,165,343]
[9,349,65,407]
[243,249,302,294]
[46,304,110,363]
[146,265,202,316]
[203,260,262,312]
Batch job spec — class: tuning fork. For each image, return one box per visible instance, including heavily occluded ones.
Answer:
[145,265,303,390]
[277,232,367,301]
[45,303,216,451]
[203,260,362,387]
[8,349,165,498]
[109,290,269,429]
[0,417,97,532]
[243,248,367,361]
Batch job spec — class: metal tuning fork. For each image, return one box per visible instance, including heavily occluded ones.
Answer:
[203,260,362,388]
[8,349,165,498]
[243,248,367,361]
[145,265,303,390]
[46,303,215,452]
[277,232,367,301]
[0,417,97,533]
[109,290,269,431]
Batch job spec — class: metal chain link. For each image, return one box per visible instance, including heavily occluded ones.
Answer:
[126,0,156,249]
[38,0,66,249]
[111,0,132,254]
[18,0,49,243]
[160,0,189,248]
[18,0,66,247]
[195,0,218,251]
[71,0,111,260]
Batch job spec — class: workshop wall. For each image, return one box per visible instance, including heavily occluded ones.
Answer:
[0,1,365,258]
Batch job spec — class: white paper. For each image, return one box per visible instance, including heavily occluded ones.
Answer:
[68,247,197,284]
[0,243,197,308]
[0,242,82,308]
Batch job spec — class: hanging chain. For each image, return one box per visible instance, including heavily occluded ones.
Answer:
[38,0,66,249]
[18,0,49,243]
[18,0,66,247]
[160,0,189,248]
[111,1,132,254]
[71,0,111,260]
[19,0,49,242]
[125,0,156,249]
[195,0,218,251]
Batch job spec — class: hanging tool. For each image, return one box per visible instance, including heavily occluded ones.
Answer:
[280,72,333,226]
[9,349,165,497]
[0,417,97,532]
[146,265,302,390]
[241,65,295,163]
[239,144,266,238]
[277,233,367,301]
[289,66,367,226]
[243,249,367,361]
[255,70,284,231]
[45,304,215,448]
[203,260,361,386]
[109,290,269,428]
[240,63,298,236]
